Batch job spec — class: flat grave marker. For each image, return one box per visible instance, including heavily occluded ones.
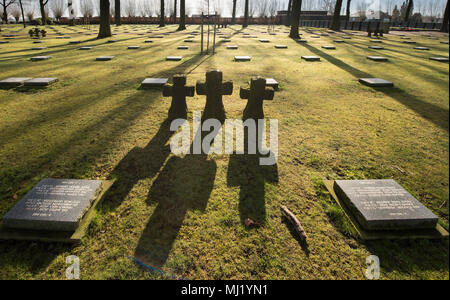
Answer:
[265,78,279,91]
[31,56,51,61]
[227,45,238,49]
[177,46,189,50]
[141,78,169,88]
[367,56,389,62]
[32,47,47,50]
[322,45,336,50]
[128,46,140,49]
[301,56,320,61]
[96,56,115,61]
[79,47,93,50]
[0,77,33,87]
[359,78,394,87]
[234,56,252,62]
[333,180,439,231]
[275,45,288,49]
[369,46,384,50]
[23,78,58,87]
[429,57,449,62]
[414,47,430,50]
[166,56,182,61]
[2,179,103,232]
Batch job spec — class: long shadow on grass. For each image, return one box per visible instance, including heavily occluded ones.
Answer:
[134,126,218,268]
[295,40,449,132]
[227,125,279,226]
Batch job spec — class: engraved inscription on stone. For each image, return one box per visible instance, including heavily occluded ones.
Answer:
[2,179,102,232]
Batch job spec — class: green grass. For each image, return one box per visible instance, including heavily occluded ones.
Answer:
[0,24,448,280]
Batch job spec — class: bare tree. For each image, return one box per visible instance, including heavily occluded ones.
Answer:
[321,0,336,13]
[231,0,237,24]
[98,0,111,38]
[11,3,20,22]
[24,0,34,23]
[115,0,121,25]
[124,0,136,17]
[404,0,413,22]
[243,0,248,27]
[80,0,94,21]
[38,0,49,25]
[177,0,185,30]
[1,0,16,24]
[345,0,351,21]
[159,0,165,26]
[441,0,449,32]
[50,0,65,22]
[289,0,302,38]
[330,0,343,30]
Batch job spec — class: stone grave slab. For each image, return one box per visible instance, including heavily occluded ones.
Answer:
[429,57,449,62]
[32,47,47,50]
[414,47,429,50]
[296,39,308,43]
[144,40,153,43]
[128,46,140,49]
[184,39,194,43]
[440,41,449,44]
[31,56,51,61]
[69,41,81,44]
[2,179,103,232]
[301,56,320,61]
[265,78,279,91]
[24,78,58,87]
[369,46,384,50]
[32,41,43,44]
[322,45,336,50]
[79,47,93,50]
[359,78,394,87]
[367,56,389,62]
[141,78,169,88]
[333,180,439,231]
[275,45,288,49]
[235,56,251,62]
[0,77,33,87]
[227,45,238,49]
[96,56,115,61]
[108,40,118,43]
[259,39,270,43]
[403,41,416,44]
[334,40,345,43]
[370,40,383,43]
[166,56,182,61]
[0,41,9,44]
[177,46,189,50]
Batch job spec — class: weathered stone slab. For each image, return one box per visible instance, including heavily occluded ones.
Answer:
[234,56,251,61]
[2,179,103,232]
[403,41,416,44]
[275,45,288,49]
[79,47,93,50]
[166,56,182,61]
[141,78,169,88]
[265,78,279,91]
[0,41,9,44]
[367,56,389,62]
[227,45,238,49]
[414,47,430,50]
[369,46,384,50]
[177,46,189,50]
[32,47,47,50]
[334,40,345,43]
[296,39,308,43]
[31,56,51,61]
[259,39,270,43]
[108,40,118,43]
[429,57,449,62]
[184,39,194,43]
[69,41,81,44]
[128,45,140,49]
[96,56,115,61]
[334,180,439,231]
[23,78,58,86]
[440,41,449,44]
[370,40,383,43]
[322,45,336,50]
[0,77,33,87]
[359,78,394,87]
[144,40,153,43]
[301,56,320,61]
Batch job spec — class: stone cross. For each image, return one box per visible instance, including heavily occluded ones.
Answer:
[240,77,275,120]
[163,74,195,120]
[196,70,233,122]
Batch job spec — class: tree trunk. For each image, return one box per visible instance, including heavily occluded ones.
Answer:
[231,0,237,24]
[1,1,8,23]
[441,0,449,32]
[174,0,177,24]
[287,0,292,26]
[346,0,351,22]
[39,0,47,25]
[243,0,249,28]
[330,0,343,31]
[19,0,26,27]
[98,0,112,38]
[404,0,413,22]
[115,0,121,26]
[289,0,302,39]
[159,0,165,27]
[177,0,186,31]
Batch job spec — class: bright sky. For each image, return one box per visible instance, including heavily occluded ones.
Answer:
[17,0,449,19]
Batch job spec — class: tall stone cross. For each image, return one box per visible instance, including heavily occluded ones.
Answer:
[240,77,275,120]
[196,70,233,122]
[163,74,195,120]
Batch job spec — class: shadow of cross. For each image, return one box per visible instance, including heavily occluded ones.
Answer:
[196,70,233,123]
[240,77,275,120]
[163,75,195,120]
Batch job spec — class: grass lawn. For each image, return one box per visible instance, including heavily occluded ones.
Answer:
[0,23,448,280]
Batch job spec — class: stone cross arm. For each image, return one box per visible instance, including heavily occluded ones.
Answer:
[196,81,233,96]
[240,79,274,101]
[163,85,195,97]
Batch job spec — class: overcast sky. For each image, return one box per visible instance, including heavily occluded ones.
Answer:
[16,0,449,19]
